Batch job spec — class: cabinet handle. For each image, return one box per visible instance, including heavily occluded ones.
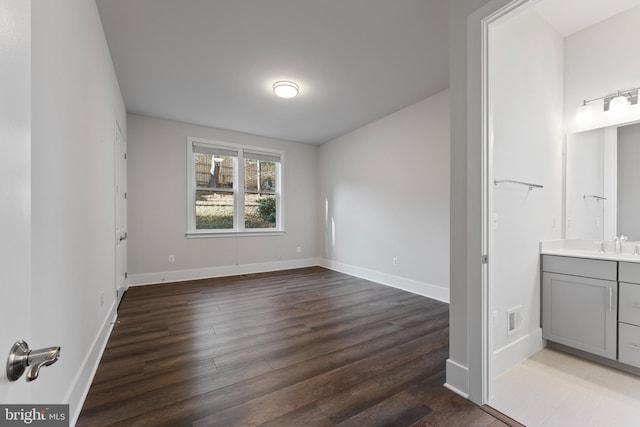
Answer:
[633,303,640,309]
[628,343,640,351]
[609,288,613,312]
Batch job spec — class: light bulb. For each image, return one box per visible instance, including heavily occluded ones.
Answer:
[609,94,630,114]
[576,102,593,126]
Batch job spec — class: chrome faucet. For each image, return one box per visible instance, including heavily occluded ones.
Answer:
[598,241,606,253]
[615,235,629,253]
[6,341,61,382]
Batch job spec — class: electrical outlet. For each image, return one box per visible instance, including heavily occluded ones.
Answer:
[168,255,175,262]
[392,257,399,266]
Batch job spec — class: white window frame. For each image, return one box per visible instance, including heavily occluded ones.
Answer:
[186,136,285,237]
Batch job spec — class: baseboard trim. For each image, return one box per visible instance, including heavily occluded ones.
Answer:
[492,328,543,378]
[65,300,117,426]
[128,258,450,303]
[444,358,469,398]
[127,258,322,286]
[319,259,449,303]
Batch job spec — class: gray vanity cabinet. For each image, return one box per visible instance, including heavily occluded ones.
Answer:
[542,255,617,360]
[618,262,640,368]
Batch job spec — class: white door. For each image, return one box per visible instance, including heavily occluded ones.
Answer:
[0,0,33,403]
[115,121,127,305]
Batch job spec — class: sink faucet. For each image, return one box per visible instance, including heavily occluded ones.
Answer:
[614,235,628,254]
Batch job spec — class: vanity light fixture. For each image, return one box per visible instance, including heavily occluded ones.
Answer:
[273,81,299,98]
[576,101,593,126]
[576,87,639,124]
[609,91,631,114]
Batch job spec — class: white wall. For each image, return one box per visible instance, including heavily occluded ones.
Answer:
[617,123,640,239]
[562,5,640,242]
[126,114,319,284]
[318,91,450,302]
[564,5,640,133]
[489,9,563,376]
[31,0,126,422]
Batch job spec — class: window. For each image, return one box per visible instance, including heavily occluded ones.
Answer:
[187,137,283,235]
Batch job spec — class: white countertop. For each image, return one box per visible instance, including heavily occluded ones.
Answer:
[540,240,640,263]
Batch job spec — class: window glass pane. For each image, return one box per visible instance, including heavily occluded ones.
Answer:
[195,154,234,189]
[245,194,276,229]
[244,159,277,193]
[195,190,234,229]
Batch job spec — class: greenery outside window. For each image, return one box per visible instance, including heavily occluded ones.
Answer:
[187,137,283,236]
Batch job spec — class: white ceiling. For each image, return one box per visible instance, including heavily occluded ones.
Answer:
[96,0,450,145]
[533,0,640,37]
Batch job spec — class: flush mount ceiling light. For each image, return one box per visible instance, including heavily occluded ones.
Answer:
[576,87,639,125]
[273,81,299,98]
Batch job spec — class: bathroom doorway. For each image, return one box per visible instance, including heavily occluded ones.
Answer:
[482,0,640,424]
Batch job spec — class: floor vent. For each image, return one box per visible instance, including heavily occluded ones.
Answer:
[507,306,522,335]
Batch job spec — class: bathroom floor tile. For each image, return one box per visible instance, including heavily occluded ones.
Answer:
[490,348,640,427]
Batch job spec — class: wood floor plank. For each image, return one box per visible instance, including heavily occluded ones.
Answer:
[191,334,449,426]
[77,267,505,427]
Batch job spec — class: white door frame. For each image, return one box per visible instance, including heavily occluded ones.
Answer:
[114,120,127,307]
[479,0,533,403]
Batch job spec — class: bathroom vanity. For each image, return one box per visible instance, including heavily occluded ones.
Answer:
[541,241,640,372]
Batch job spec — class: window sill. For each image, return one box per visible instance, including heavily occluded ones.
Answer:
[186,230,286,239]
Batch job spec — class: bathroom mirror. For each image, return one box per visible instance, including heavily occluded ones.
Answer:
[565,121,640,240]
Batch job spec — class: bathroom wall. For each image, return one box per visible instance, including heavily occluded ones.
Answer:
[562,5,640,242]
[564,5,640,133]
[489,8,564,376]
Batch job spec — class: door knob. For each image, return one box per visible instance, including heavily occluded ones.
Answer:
[6,340,61,382]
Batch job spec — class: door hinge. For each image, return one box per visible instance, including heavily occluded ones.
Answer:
[124,153,127,159]
[481,254,489,264]
[125,272,128,279]
[124,192,127,199]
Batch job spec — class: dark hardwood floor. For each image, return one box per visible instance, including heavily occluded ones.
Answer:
[77,267,509,426]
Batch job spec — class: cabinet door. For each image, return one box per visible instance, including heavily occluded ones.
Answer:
[542,272,617,359]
